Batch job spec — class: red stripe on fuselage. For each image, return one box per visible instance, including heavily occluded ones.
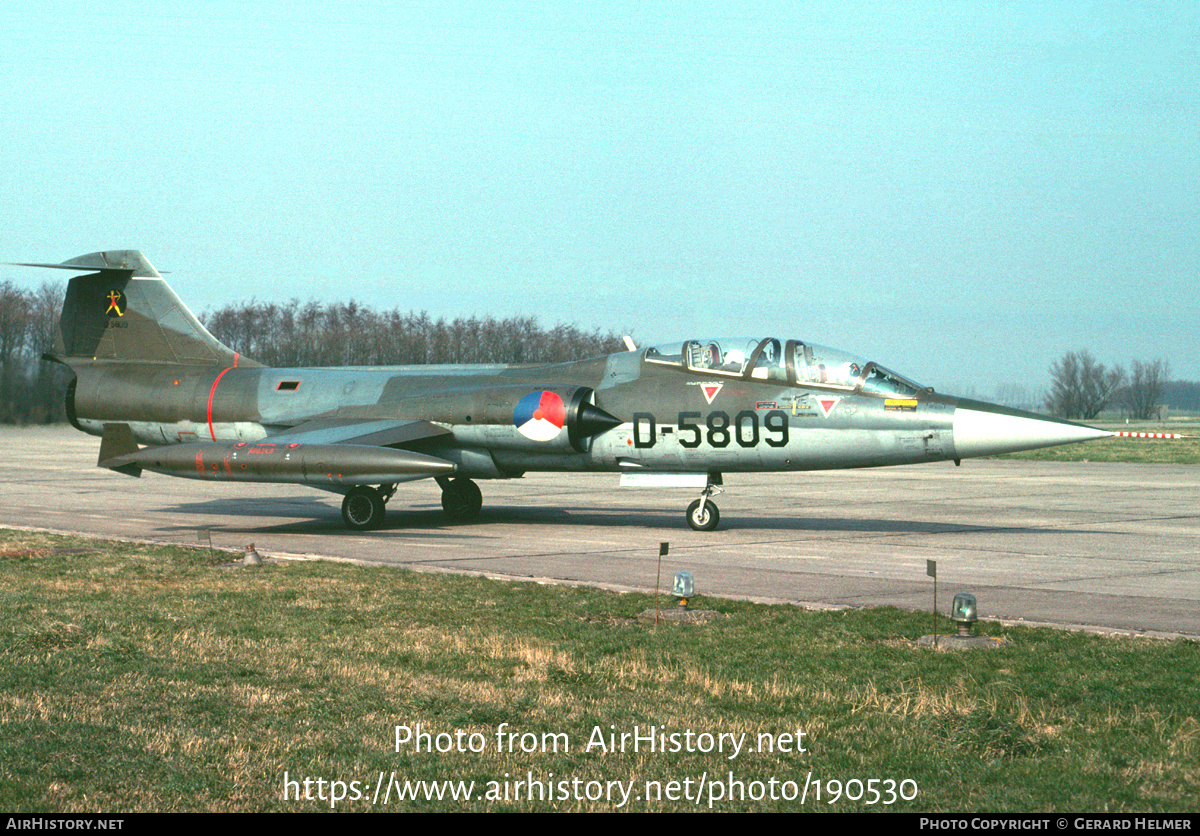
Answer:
[207,360,238,441]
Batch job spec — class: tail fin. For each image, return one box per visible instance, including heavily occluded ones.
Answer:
[23,251,261,367]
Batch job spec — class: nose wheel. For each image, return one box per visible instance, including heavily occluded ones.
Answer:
[686,498,719,531]
[685,480,723,531]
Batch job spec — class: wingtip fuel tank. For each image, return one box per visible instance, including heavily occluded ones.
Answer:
[101,440,456,487]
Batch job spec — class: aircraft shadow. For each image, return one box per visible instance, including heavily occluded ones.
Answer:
[156,497,1081,537]
[477,507,1076,536]
[158,497,462,538]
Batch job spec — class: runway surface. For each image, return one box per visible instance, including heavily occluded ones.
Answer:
[4,426,1198,638]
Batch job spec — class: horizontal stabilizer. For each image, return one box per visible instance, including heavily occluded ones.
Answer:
[9,251,160,277]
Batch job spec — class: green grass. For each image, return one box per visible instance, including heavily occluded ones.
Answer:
[992,425,1200,463]
[1,529,1197,812]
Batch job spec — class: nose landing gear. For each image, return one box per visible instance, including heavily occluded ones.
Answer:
[685,479,723,531]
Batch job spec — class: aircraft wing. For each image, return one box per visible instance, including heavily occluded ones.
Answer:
[260,417,453,448]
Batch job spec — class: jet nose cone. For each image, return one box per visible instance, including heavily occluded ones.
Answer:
[951,400,1113,459]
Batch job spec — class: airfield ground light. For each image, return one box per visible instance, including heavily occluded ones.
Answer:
[951,592,978,637]
[672,570,695,609]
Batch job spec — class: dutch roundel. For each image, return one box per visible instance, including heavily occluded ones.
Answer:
[514,391,566,441]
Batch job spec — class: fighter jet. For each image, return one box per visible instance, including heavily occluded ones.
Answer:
[20,251,1110,531]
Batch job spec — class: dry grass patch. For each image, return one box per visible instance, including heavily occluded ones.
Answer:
[1,529,1197,812]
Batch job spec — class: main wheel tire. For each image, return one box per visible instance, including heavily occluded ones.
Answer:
[342,485,386,530]
[441,478,483,521]
[686,498,720,531]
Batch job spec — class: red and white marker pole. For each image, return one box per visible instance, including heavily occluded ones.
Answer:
[1113,432,1186,439]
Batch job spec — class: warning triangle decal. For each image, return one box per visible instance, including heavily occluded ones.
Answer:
[817,397,839,417]
[701,382,723,404]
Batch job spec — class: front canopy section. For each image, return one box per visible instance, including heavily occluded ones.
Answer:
[643,337,927,397]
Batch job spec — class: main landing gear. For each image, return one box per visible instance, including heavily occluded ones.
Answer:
[340,478,485,530]
[437,476,483,522]
[685,479,724,532]
[341,483,397,530]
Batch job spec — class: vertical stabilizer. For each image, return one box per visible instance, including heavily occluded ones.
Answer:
[31,251,261,367]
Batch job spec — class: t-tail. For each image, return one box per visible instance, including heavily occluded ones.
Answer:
[25,250,259,369]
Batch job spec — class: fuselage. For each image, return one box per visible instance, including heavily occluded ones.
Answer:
[26,252,1111,530]
[67,337,1099,482]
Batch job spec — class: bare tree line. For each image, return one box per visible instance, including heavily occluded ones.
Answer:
[0,280,1190,425]
[1164,381,1200,413]
[1044,350,1171,420]
[0,283,625,423]
[0,281,73,424]
[201,299,625,368]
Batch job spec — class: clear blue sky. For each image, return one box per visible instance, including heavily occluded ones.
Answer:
[3,1,1196,398]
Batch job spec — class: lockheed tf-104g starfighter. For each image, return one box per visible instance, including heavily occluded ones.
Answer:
[20,251,1110,531]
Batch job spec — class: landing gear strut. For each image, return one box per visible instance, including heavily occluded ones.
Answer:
[342,483,396,530]
[685,479,723,531]
[438,476,482,522]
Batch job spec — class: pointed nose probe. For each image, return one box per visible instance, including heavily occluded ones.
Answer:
[951,402,1113,459]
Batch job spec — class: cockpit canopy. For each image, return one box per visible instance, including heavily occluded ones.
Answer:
[643,337,927,398]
